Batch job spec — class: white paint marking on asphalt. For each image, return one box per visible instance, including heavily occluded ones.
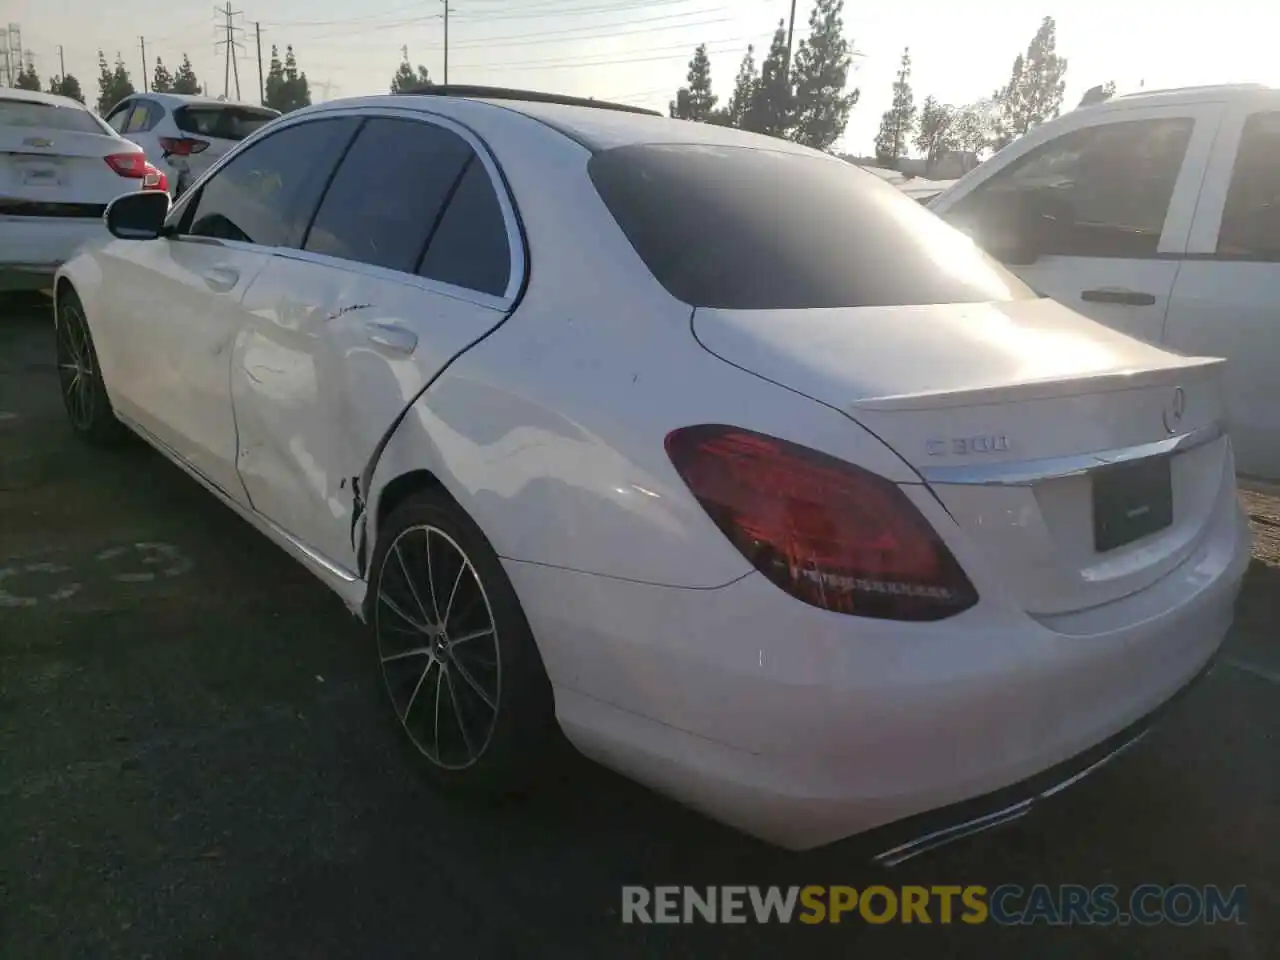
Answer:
[1224,657,1280,685]
[0,562,81,607]
[96,541,193,582]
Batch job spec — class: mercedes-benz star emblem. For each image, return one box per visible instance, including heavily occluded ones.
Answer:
[1162,386,1186,435]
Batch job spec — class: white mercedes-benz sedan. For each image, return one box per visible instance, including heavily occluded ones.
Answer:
[53,86,1252,857]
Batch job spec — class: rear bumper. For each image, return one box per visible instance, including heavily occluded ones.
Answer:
[0,217,108,291]
[863,653,1218,865]
[511,460,1250,851]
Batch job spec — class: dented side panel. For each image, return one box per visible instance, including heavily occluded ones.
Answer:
[231,254,509,575]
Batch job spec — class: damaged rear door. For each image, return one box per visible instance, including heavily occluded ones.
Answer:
[230,111,525,577]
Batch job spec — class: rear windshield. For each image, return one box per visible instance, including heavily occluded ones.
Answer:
[588,143,1035,311]
[0,99,110,135]
[174,105,280,141]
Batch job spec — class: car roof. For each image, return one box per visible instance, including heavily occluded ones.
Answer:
[1089,82,1279,110]
[300,92,824,157]
[477,96,819,154]
[0,86,91,110]
[141,92,280,113]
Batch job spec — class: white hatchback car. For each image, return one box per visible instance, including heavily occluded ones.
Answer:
[103,92,280,197]
[1,88,164,291]
[54,87,1251,856]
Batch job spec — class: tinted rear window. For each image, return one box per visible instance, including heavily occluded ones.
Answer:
[174,105,279,141]
[588,143,1033,310]
[0,99,109,135]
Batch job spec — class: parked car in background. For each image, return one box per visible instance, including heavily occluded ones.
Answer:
[930,83,1280,480]
[54,87,1249,855]
[103,93,280,197]
[1,88,166,292]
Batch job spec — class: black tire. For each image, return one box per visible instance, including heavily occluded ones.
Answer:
[55,287,128,446]
[368,490,557,794]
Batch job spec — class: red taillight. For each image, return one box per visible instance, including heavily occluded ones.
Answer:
[158,136,209,157]
[665,425,978,621]
[141,161,168,193]
[104,152,149,177]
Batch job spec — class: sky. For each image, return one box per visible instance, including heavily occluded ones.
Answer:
[11,0,1280,155]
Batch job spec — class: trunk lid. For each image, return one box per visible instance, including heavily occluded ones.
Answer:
[693,297,1231,615]
[1,130,141,209]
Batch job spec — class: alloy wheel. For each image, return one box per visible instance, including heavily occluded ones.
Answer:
[375,524,502,770]
[56,302,97,432]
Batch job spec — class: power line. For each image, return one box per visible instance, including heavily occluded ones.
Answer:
[452,32,766,71]
[452,0,725,21]
[284,15,439,44]
[447,6,741,49]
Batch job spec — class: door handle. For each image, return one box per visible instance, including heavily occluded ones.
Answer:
[1080,288,1157,307]
[365,321,417,355]
[202,266,240,292]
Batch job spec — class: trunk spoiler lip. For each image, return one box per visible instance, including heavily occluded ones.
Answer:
[848,355,1225,412]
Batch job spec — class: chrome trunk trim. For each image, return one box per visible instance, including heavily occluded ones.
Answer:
[917,421,1223,487]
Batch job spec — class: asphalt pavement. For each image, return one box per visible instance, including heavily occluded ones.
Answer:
[1,296,1276,958]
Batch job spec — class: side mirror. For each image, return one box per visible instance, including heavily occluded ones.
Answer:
[105,190,171,241]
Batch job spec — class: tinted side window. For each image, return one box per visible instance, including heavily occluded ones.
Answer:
[417,158,511,297]
[304,118,472,273]
[590,143,1029,310]
[106,102,132,133]
[948,117,1194,259]
[185,118,358,247]
[1218,111,1280,259]
[124,101,159,133]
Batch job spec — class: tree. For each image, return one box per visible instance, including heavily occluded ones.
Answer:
[914,96,955,171]
[283,45,311,111]
[669,43,717,122]
[48,74,85,103]
[152,57,173,94]
[874,47,915,165]
[171,54,202,95]
[789,0,861,151]
[720,45,758,128]
[745,21,792,137]
[390,54,431,93]
[264,46,286,110]
[950,99,995,168]
[264,44,311,112]
[96,51,135,115]
[990,16,1068,150]
[15,61,41,91]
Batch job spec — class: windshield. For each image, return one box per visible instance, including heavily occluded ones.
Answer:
[589,142,1034,311]
[0,99,111,135]
[174,105,280,142]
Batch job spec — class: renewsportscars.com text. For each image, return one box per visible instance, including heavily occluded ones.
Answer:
[621,884,1248,926]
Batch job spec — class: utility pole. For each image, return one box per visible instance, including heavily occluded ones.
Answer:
[442,0,449,84]
[254,21,264,105]
[58,43,65,79]
[784,0,798,80]
[139,36,148,92]
[213,3,245,100]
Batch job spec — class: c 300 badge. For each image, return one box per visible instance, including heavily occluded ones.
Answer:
[926,435,1011,457]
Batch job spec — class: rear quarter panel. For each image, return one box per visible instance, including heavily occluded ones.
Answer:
[366,104,918,589]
